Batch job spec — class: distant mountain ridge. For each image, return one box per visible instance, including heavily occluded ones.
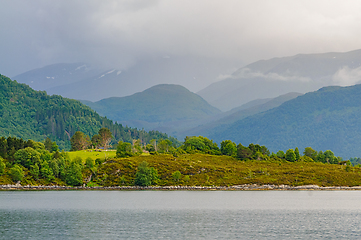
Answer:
[82,84,221,138]
[198,49,361,111]
[205,83,361,159]
[182,92,303,138]
[13,56,233,102]
[13,63,103,91]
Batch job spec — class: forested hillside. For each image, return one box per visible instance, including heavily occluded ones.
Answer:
[82,84,221,137]
[207,84,361,159]
[0,74,178,149]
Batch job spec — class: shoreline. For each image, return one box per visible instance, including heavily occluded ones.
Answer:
[2,184,361,191]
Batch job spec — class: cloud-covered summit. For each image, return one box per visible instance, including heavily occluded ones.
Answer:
[2,0,361,92]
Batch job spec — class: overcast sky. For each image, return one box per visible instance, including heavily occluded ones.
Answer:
[1,0,361,84]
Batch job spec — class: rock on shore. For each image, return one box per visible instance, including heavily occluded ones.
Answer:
[2,184,361,191]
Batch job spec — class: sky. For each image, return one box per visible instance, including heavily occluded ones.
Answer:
[1,0,361,91]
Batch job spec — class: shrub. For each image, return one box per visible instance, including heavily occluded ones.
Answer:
[134,161,159,186]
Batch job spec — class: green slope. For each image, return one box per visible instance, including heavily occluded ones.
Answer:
[209,84,361,159]
[0,74,179,149]
[82,84,221,136]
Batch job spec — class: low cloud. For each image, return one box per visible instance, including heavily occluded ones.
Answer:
[218,68,311,82]
[332,66,361,86]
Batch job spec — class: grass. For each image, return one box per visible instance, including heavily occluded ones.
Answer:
[92,153,361,187]
[67,150,116,162]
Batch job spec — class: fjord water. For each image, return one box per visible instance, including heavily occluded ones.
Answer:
[1,191,361,239]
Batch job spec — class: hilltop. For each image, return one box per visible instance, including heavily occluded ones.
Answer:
[0,74,178,149]
[82,84,221,137]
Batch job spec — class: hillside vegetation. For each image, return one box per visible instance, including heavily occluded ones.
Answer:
[207,84,361,159]
[82,84,221,137]
[0,134,358,188]
[0,74,178,149]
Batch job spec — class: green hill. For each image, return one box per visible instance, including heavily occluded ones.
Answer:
[208,84,361,159]
[0,74,179,149]
[82,84,221,137]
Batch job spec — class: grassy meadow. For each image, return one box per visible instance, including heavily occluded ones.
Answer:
[93,153,361,187]
[67,150,117,161]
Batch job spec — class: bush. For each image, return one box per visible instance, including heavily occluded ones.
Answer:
[134,161,159,186]
[172,171,182,182]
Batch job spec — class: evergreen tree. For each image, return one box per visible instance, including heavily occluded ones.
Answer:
[295,147,300,161]
[285,149,296,162]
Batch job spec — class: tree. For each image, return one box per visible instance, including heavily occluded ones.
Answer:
[51,141,59,152]
[220,140,237,156]
[134,161,159,186]
[14,147,41,169]
[44,137,53,152]
[276,150,285,159]
[303,147,317,160]
[172,171,182,182]
[30,164,40,180]
[158,139,173,153]
[0,157,5,175]
[285,149,296,162]
[324,150,339,164]
[294,147,300,161]
[98,128,113,150]
[40,161,54,181]
[65,161,83,186]
[9,165,24,182]
[70,131,90,151]
[237,144,252,159]
[145,144,156,153]
[133,139,143,153]
[91,134,101,149]
[116,141,133,158]
[316,151,325,163]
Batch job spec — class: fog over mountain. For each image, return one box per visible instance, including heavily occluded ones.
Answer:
[13,56,236,101]
[2,0,361,95]
[198,49,361,111]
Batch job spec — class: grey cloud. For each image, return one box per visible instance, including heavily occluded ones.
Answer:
[332,66,361,86]
[217,68,312,83]
[1,0,361,85]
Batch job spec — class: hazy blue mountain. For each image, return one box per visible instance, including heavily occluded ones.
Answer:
[206,84,361,159]
[82,84,221,137]
[182,92,302,138]
[13,63,103,91]
[14,56,236,102]
[198,49,361,111]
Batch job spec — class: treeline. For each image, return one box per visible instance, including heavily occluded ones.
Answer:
[0,134,353,187]
[0,74,179,150]
[116,135,347,165]
[0,136,84,186]
[69,128,180,151]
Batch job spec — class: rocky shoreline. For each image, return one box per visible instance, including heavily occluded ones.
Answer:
[2,184,361,191]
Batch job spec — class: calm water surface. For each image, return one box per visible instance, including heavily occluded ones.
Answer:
[1,191,361,239]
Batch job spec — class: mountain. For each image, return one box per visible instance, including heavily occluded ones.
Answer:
[12,63,103,91]
[0,74,179,149]
[206,84,361,159]
[14,56,235,102]
[182,92,302,138]
[81,84,221,137]
[198,49,361,111]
